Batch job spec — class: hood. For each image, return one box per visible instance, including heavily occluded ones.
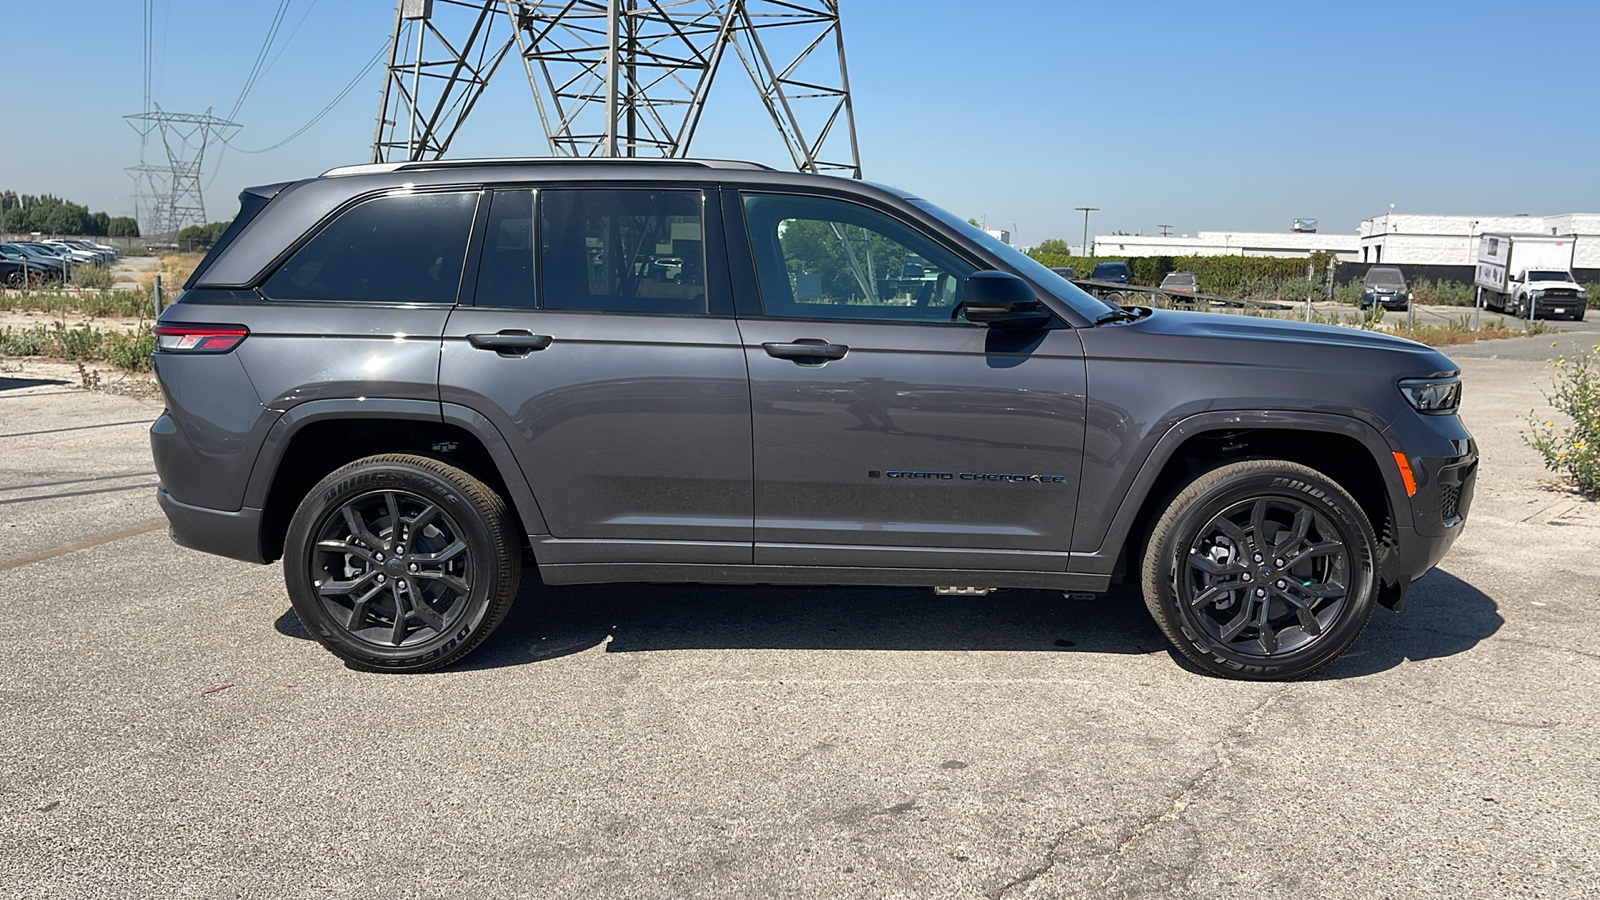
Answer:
[1109,307,1457,373]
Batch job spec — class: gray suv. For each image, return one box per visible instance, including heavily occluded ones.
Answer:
[150,158,1477,680]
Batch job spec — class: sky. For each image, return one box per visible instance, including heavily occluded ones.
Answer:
[5,0,1599,247]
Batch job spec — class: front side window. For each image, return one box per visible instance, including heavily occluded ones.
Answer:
[539,188,706,314]
[741,192,975,323]
[263,190,478,303]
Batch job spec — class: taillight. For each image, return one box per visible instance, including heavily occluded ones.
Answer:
[152,324,249,353]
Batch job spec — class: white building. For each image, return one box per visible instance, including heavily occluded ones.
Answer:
[1357,212,1600,269]
[1091,231,1359,261]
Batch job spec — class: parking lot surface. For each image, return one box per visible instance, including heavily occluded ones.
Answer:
[1,338,1597,899]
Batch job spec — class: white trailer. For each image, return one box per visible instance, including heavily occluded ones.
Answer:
[1474,233,1587,320]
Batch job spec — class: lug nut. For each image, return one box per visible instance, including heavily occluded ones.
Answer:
[1276,579,1287,589]
[397,546,407,556]
[1242,573,1252,581]
[407,562,419,573]
[1274,558,1285,567]
[1256,588,1266,597]
[374,552,384,562]
[1253,553,1263,563]
[376,573,386,583]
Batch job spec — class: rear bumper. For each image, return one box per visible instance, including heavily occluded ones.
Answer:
[156,485,267,565]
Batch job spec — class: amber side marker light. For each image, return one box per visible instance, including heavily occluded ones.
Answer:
[1392,451,1417,497]
[152,324,249,353]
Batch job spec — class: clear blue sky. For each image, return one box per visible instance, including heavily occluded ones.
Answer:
[7,1,1599,245]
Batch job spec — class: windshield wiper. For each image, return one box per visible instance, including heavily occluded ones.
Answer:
[1093,308,1141,325]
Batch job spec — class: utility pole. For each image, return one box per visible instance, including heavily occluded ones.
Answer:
[1076,207,1098,256]
[1158,223,1172,237]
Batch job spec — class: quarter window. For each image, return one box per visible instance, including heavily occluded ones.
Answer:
[539,188,706,315]
[475,189,536,309]
[263,191,478,304]
[741,192,976,323]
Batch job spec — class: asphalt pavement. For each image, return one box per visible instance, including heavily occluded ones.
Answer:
[1,345,1596,899]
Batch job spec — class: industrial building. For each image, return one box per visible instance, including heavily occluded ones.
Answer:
[1090,230,1358,261]
[1357,212,1600,273]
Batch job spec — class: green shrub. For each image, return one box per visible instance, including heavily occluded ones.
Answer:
[0,324,52,355]
[53,322,104,359]
[102,327,155,372]
[67,265,113,290]
[1525,344,1600,496]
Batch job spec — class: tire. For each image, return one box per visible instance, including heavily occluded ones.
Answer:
[283,454,521,672]
[1140,459,1378,680]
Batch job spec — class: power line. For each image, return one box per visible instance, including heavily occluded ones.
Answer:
[225,39,392,154]
[227,0,295,121]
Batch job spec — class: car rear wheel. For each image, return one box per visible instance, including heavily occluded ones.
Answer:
[283,454,521,672]
[1140,459,1378,680]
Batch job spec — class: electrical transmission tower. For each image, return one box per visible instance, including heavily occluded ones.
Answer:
[125,106,240,239]
[372,0,860,177]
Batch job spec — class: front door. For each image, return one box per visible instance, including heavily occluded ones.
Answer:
[440,185,752,564]
[729,191,1087,571]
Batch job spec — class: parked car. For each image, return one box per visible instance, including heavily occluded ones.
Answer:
[150,157,1476,681]
[40,241,102,265]
[60,240,115,263]
[0,257,28,287]
[1089,261,1131,283]
[1049,266,1078,280]
[0,243,66,279]
[1360,266,1410,311]
[1158,271,1199,294]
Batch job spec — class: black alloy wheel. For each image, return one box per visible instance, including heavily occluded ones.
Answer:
[1141,459,1378,680]
[284,454,520,672]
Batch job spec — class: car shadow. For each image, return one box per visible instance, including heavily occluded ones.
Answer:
[273,565,1501,679]
[0,376,70,392]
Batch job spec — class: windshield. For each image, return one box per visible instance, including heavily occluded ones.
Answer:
[1363,267,1404,287]
[909,199,1115,321]
[1527,270,1572,283]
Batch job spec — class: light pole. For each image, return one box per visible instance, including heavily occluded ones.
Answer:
[1076,207,1098,256]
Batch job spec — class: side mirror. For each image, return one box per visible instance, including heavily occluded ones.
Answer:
[960,271,1053,329]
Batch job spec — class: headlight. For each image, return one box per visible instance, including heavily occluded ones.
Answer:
[1399,377,1462,414]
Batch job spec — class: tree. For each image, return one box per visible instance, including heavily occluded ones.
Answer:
[176,220,232,250]
[107,217,140,238]
[1033,238,1074,256]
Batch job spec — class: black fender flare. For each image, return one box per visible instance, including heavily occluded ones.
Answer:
[1069,409,1410,577]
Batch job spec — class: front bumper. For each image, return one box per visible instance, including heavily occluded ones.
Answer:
[1378,437,1477,610]
[156,484,267,564]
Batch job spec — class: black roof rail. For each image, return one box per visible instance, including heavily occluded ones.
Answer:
[321,158,778,177]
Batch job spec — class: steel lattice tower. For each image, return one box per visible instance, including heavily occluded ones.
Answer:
[372,0,859,177]
[124,106,241,239]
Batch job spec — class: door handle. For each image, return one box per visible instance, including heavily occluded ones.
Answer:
[763,339,849,364]
[467,330,553,355]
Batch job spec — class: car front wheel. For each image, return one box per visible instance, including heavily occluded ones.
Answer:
[1140,459,1378,680]
[283,454,521,672]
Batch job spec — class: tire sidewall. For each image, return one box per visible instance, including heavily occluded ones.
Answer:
[1152,466,1377,679]
[284,460,506,671]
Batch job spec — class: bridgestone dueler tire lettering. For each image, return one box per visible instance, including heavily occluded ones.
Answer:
[1140,459,1379,681]
[283,454,520,672]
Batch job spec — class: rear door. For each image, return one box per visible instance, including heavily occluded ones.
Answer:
[439,184,752,564]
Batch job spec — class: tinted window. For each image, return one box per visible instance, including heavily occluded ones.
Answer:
[539,188,705,314]
[263,190,477,303]
[475,189,536,308]
[741,192,976,323]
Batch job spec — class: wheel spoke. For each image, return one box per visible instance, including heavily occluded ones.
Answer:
[384,492,402,545]
[1248,499,1270,551]
[1214,517,1251,550]
[1256,608,1279,654]
[347,582,384,630]
[409,504,441,533]
[317,539,378,565]
[341,505,381,549]
[411,540,468,565]
[403,578,446,630]
[411,570,471,597]
[389,587,409,646]
[1294,605,1323,637]
[1278,508,1311,555]
[1188,552,1247,577]
[1191,579,1246,608]
[1285,540,1343,568]
[1218,602,1254,643]
[319,571,377,597]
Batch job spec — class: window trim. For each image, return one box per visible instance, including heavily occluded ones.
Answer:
[256,186,484,307]
[729,188,993,327]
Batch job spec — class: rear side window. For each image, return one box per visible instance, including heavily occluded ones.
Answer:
[539,188,705,315]
[263,191,478,304]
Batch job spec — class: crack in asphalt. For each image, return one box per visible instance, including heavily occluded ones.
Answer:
[985,829,1074,900]
[1096,690,1286,896]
